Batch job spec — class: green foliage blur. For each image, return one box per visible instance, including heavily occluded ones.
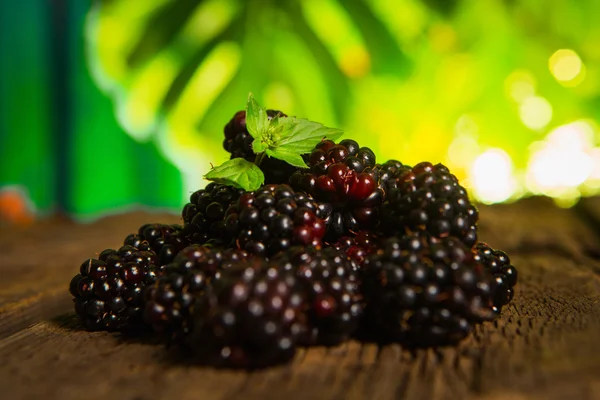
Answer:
[89,0,600,207]
[2,0,600,221]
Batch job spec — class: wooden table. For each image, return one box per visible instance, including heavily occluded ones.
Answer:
[1,197,600,400]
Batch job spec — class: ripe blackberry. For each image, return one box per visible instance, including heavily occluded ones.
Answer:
[223,110,298,184]
[69,245,161,331]
[474,242,518,313]
[224,184,326,257]
[380,162,478,247]
[181,183,244,246]
[289,139,382,240]
[359,233,496,347]
[329,230,382,267]
[187,263,306,368]
[124,223,189,266]
[271,246,362,346]
[144,245,251,339]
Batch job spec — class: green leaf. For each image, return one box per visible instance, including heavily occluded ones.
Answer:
[245,92,269,141]
[266,148,309,168]
[272,117,344,154]
[204,158,264,191]
[252,139,267,154]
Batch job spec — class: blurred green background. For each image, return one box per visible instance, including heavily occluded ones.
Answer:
[2,0,600,223]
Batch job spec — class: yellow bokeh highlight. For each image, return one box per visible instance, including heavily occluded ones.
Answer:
[525,122,595,200]
[302,0,371,78]
[519,96,552,130]
[470,149,516,204]
[549,49,585,86]
[504,70,536,103]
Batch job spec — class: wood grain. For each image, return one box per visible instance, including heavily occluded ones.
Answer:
[1,199,600,400]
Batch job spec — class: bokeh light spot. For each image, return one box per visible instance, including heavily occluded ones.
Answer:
[504,70,536,103]
[549,49,584,84]
[470,149,516,204]
[519,96,552,130]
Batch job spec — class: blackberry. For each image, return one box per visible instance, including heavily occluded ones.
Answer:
[124,223,189,266]
[359,233,496,347]
[271,246,362,346]
[329,230,382,267]
[69,245,161,331]
[224,184,326,257]
[289,139,382,240]
[474,242,518,313]
[187,263,306,368]
[380,162,479,247]
[181,183,244,246]
[144,245,251,339]
[223,110,298,184]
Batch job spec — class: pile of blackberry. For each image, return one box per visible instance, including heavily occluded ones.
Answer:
[67,107,519,369]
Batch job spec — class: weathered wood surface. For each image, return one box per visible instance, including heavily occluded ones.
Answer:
[1,197,600,400]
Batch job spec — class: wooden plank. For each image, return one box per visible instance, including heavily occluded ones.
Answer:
[477,197,600,259]
[1,199,600,399]
[0,212,180,339]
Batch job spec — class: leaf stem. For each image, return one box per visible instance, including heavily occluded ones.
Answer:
[254,152,266,166]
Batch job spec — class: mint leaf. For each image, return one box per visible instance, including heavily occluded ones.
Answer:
[270,117,344,154]
[252,139,267,154]
[266,148,308,168]
[245,93,269,141]
[204,158,264,191]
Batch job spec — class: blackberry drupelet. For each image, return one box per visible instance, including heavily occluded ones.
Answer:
[474,242,518,313]
[187,263,306,368]
[379,162,479,247]
[224,184,326,257]
[181,183,244,246]
[222,110,298,184]
[271,246,362,346]
[329,230,382,267]
[359,233,496,347]
[289,139,382,240]
[69,245,161,331]
[144,245,251,339]
[124,223,190,266]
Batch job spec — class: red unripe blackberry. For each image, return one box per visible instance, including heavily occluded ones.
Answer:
[473,242,518,313]
[69,245,161,331]
[187,263,306,369]
[222,110,299,184]
[224,184,326,257]
[270,246,362,346]
[329,230,382,267]
[358,233,496,347]
[181,183,244,246]
[380,162,478,247]
[144,245,251,339]
[289,139,382,240]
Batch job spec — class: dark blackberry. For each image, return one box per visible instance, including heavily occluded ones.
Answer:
[359,233,496,347]
[181,183,244,246]
[69,245,161,331]
[474,242,518,313]
[224,184,326,257]
[271,246,362,346]
[187,263,306,368]
[144,245,251,339]
[329,230,382,267]
[223,110,299,184]
[379,162,479,247]
[289,139,382,240]
[124,223,190,266]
